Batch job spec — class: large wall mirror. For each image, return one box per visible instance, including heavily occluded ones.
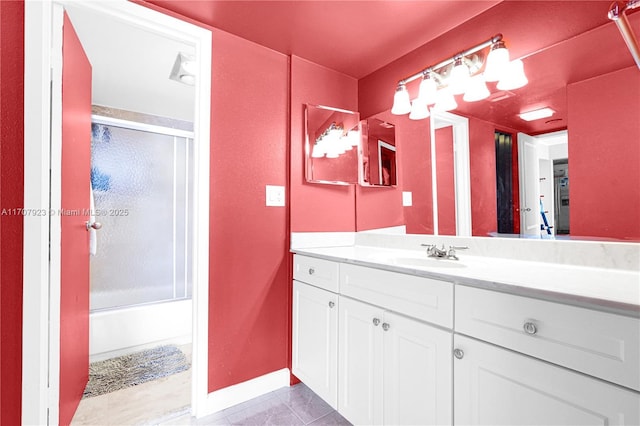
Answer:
[305,104,360,185]
[356,5,639,242]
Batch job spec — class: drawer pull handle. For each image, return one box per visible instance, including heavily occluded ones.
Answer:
[453,348,464,359]
[328,301,335,308]
[372,318,381,326]
[523,322,537,335]
[308,268,315,275]
[382,323,390,331]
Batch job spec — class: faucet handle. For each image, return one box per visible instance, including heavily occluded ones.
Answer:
[447,245,468,260]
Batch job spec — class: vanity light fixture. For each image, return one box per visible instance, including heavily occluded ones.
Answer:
[609,0,640,70]
[391,82,412,115]
[519,107,555,121]
[169,52,197,86]
[391,34,528,119]
[463,74,491,102]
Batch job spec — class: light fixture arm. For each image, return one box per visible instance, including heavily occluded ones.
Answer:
[609,1,640,70]
[397,34,503,86]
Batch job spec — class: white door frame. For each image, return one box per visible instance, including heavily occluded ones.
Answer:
[23,1,211,422]
[429,111,472,236]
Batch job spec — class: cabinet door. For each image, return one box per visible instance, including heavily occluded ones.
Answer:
[292,280,338,408]
[383,312,452,426]
[454,334,640,425]
[338,296,384,425]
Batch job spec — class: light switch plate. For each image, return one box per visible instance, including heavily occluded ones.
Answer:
[402,191,413,206]
[266,185,285,206]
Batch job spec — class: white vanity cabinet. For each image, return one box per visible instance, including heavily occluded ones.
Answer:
[338,264,453,426]
[454,285,640,425]
[291,255,339,408]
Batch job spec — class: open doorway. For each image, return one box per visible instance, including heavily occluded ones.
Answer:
[518,130,569,238]
[23,1,211,423]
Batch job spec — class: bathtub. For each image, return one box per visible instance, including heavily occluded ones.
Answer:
[89,298,192,362]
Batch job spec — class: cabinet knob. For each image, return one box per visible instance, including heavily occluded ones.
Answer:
[372,318,381,326]
[382,323,390,331]
[523,321,537,335]
[453,348,464,359]
[328,301,335,308]
[308,268,315,275]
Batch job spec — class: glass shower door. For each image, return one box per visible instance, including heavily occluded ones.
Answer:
[90,120,193,311]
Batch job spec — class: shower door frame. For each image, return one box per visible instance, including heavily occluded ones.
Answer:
[23,1,212,422]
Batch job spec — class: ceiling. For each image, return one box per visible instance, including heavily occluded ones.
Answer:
[145,0,502,79]
[68,1,639,133]
[146,0,640,134]
[65,3,196,122]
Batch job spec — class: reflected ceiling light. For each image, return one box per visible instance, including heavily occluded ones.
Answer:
[484,40,510,82]
[391,83,412,115]
[497,59,528,90]
[519,107,555,121]
[463,74,490,102]
[169,52,197,86]
[390,34,527,120]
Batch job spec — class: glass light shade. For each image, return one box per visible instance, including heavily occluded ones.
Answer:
[449,59,470,95]
[325,139,344,157]
[432,88,458,112]
[345,130,360,147]
[497,59,528,90]
[484,42,510,82]
[391,84,412,115]
[463,74,490,102]
[311,142,325,158]
[417,74,438,105]
[409,100,430,120]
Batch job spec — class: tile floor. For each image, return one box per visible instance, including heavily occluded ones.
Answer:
[72,343,350,425]
[177,383,352,426]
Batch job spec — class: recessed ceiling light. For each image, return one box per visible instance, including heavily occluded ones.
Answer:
[519,107,555,121]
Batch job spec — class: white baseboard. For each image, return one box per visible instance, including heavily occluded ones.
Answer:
[197,368,290,418]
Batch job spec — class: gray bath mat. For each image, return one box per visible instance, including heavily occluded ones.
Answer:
[83,345,190,398]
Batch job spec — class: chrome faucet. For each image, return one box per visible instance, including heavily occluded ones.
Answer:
[421,244,469,260]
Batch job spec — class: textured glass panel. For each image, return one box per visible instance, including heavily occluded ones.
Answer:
[90,123,192,311]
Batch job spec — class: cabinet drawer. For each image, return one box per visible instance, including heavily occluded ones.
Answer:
[293,255,339,292]
[456,285,640,391]
[340,263,453,328]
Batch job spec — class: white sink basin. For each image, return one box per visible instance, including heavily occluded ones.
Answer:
[389,256,466,269]
[364,252,466,269]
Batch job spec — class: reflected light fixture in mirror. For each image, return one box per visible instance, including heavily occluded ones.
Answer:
[391,34,528,119]
[305,104,360,185]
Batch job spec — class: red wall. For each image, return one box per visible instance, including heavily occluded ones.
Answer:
[135,1,292,394]
[207,28,290,391]
[567,66,640,240]
[399,116,433,234]
[0,0,25,424]
[290,56,358,232]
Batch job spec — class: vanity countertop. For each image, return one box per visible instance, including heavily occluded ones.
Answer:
[292,245,640,318]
